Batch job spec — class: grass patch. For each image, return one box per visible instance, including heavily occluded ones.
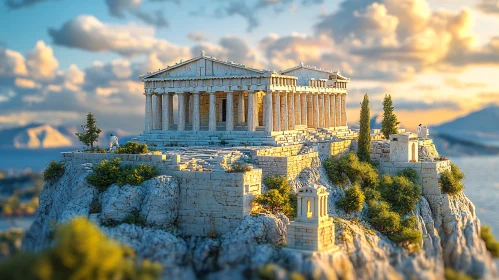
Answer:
[226,162,252,173]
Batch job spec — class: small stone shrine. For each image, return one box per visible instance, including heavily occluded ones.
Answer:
[286,184,335,252]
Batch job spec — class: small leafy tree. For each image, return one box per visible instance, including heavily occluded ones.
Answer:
[75,112,102,151]
[380,94,398,139]
[357,94,371,162]
[115,142,148,154]
[337,185,365,215]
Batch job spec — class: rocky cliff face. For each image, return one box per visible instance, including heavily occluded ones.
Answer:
[23,160,498,279]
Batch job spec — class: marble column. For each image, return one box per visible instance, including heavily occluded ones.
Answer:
[288,92,295,130]
[177,93,185,131]
[273,91,281,131]
[319,94,325,128]
[329,94,335,127]
[307,94,313,128]
[325,94,331,128]
[168,94,174,124]
[295,93,301,126]
[264,90,273,133]
[280,92,288,131]
[335,94,341,128]
[162,94,170,131]
[209,92,217,131]
[226,92,234,132]
[186,94,191,124]
[237,91,245,125]
[341,93,347,126]
[313,94,320,128]
[145,93,153,130]
[253,92,259,127]
[192,92,200,131]
[301,93,307,127]
[247,92,255,132]
[154,95,162,130]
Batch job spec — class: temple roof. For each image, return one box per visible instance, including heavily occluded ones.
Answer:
[140,51,269,80]
[280,62,350,81]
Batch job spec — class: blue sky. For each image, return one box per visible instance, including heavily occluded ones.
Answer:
[1,0,499,133]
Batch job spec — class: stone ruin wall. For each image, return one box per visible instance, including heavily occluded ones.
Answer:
[61,152,262,237]
[168,169,261,236]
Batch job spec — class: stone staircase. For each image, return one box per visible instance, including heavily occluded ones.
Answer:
[134,126,358,148]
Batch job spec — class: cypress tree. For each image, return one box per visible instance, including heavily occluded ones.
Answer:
[357,94,371,162]
[75,112,102,150]
[381,94,398,139]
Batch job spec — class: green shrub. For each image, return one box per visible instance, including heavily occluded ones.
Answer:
[337,185,365,214]
[115,142,148,154]
[0,217,161,279]
[226,163,252,173]
[323,152,378,189]
[87,159,158,192]
[367,201,422,248]
[481,225,499,258]
[439,163,465,195]
[397,168,418,184]
[86,158,122,192]
[255,176,296,218]
[444,268,473,280]
[43,161,65,183]
[377,174,421,215]
[367,201,401,235]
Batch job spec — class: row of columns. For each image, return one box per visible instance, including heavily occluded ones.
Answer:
[144,91,347,133]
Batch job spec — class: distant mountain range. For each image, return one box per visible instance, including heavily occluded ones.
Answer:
[369,106,499,156]
[0,124,135,149]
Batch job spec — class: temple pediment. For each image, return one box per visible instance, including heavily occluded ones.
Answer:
[141,54,268,80]
[280,63,349,86]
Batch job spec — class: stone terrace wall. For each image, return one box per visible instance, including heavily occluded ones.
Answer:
[168,169,262,236]
[255,145,319,180]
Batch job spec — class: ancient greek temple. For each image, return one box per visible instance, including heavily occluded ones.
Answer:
[138,52,350,146]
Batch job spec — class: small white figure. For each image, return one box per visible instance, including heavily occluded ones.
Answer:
[417,124,429,139]
[109,134,119,152]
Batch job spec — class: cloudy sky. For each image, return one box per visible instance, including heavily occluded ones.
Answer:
[1,0,498,133]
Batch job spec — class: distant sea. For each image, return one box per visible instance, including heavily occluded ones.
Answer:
[0,148,70,173]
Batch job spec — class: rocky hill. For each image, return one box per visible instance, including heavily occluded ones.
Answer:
[21,154,498,279]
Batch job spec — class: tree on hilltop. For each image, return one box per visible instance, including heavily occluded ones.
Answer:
[75,112,102,150]
[381,94,399,139]
[357,94,371,163]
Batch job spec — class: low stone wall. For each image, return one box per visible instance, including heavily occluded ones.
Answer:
[256,146,318,180]
[169,169,262,236]
[61,152,167,165]
[316,140,352,157]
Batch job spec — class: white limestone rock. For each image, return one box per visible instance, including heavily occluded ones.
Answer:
[140,176,179,227]
[217,213,288,268]
[23,161,97,252]
[101,224,194,279]
[101,184,145,222]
